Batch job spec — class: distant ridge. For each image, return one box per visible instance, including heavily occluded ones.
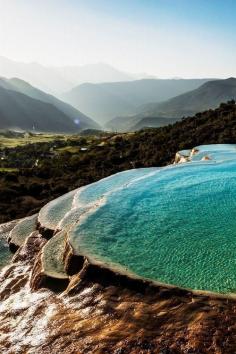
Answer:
[138,77,236,119]
[0,57,147,94]
[0,56,71,94]
[108,78,236,131]
[0,77,100,133]
[62,78,212,125]
[55,62,134,86]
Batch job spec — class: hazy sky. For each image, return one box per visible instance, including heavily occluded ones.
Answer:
[0,0,236,78]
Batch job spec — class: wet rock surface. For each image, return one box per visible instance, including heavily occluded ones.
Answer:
[2,145,236,353]
[0,218,236,353]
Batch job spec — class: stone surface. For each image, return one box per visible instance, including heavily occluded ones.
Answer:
[1,144,236,353]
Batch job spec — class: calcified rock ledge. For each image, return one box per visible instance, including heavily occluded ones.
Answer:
[0,216,236,353]
[2,145,236,353]
[27,220,235,301]
[30,222,188,296]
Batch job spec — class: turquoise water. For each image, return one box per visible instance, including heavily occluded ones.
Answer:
[0,239,12,269]
[180,144,236,163]
[0,222,16,269]
[67,145,236,294]
[39,190,77,230]
[74,168,158,206]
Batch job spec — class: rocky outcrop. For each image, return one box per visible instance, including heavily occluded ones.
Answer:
[63,237,85,276]
[30,231,70,292]
[12,230,46,264]
[8,214,38,252]
[30,249,69,292]
[64,257,192,299]
[174,151,190,163]
[3,227,236,354]
[2,144,236,352]
[0,230,46,301]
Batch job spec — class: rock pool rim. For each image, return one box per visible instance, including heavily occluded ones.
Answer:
[67,165,236,297]
[35,144,236,299]
[64,231,236,301]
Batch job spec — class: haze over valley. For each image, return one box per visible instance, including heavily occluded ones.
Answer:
[62,78,213,125]
[1,61,236,133]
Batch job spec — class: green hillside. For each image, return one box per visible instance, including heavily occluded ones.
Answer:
[0,78,100,131]
[1,100,236,222]
[141,77,236,117]
[109,78,236,131]
[0,86,80,133]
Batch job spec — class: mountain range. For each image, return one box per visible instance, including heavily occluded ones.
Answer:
[62,78,211,125]
[1,58,236,134]
[108,78,236,131]
[139,77,236,118]
[0,57,151,94]
[0,77,99,133]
